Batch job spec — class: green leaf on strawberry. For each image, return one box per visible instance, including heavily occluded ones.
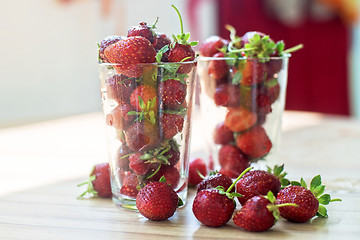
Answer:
[267,164,290,188]
[127,96,157,124]
[291,175,342,218]
[171,5,198,47]
[232,71,242,85]
[156,45,169,63]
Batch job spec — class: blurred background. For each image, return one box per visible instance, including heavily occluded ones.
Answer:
[0,0,359,129]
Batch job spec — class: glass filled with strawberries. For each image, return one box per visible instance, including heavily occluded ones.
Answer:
[198,26,302,178]
[98,6,198,209]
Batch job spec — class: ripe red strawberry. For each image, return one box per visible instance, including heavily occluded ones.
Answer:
[104,36,156,78]
[127,22,156,44]
[159,113,184,139]
[266,78,281,103]
[106,103,135,130]
[104,74,136,103]
[148,165,180,189]
[130,85,158,111]
[124,121,160,151]
[168,43,196,74]
[158,79,186,109]
[153,32,171,51]
[167,5,197,74]
[129,152,157,176]
[192,167,251,227]
[235,169,281,205]
[235,125,272,159]
[199,35,226,57]
[277,186,318,223]
[115,144,132,171]
[276,175,341,222]
[192,188,236,227]
[233,192,280,232]
[208,52,229,80]
[224,107,257,132]
[136,181,179,221]
[267,58,283,77]
[188,158,207,186]
[197,172,233,193]
[214,83,240,107]
[241,60,267,86]
[121,170,139,186]
[218,144,250,178]
[213,121,234,145]
[99,35,123,63]
[256,92,273,115]
[78,162,112,198]
[120,184,139,198]
[167,142,180,166]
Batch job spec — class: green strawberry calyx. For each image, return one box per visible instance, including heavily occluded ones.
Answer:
[265,191,298,221]
[216,166,253,200]
[267,164,290,188]
[223,24,303,61]
[77,168,98,199]
[290,175,342,218]
[171,5,198,47]
[141,141,174,168]
[127,96,157,124]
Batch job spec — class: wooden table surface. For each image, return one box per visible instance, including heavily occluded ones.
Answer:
[1,111,360,239]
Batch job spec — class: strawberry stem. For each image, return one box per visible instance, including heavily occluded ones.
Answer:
[276,203,298,208]
[283,44,304,54]
[172,5,184,35]
[196,169,206,180]
[226,167,253,193]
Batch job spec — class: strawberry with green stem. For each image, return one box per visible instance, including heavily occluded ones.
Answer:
[167,5,197,74]
[276,175,342,222]
[266,164,290,188]
[129,85,158,124]
[192,167,252,227]
[235,169,281,205]
[77,162,112,198]
[233,191,298,232]
[197,171,234,193]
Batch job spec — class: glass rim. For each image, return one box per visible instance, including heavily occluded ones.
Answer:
[198,53,291,61]
[99,60,197,66]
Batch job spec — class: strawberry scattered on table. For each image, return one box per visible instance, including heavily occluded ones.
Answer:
[276,175,342,223]
[233,191,296,232]
[77,162,112,198]
[192,167,252,227]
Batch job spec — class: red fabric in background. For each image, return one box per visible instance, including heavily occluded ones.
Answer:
[217,0,350,115]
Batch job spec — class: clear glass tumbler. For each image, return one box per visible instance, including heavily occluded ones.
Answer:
[197,55,289,178]
[99,61,197,209]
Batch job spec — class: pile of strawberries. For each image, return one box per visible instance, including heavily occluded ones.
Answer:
[199,26,303,178]
[97,5,197,200]
[192,166,341,231]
